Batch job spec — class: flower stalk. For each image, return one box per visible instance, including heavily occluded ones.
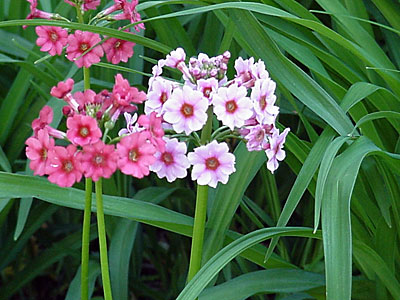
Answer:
[187,107,213,283]
[96,179,113,300]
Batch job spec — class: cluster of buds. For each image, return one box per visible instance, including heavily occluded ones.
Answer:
[188,51,230,82]
[145,48,290,179]
[25,74,165,187]
[25,0,144,66]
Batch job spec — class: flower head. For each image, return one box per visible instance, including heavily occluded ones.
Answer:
[251,78,279,124]
[47,145,82,187]
[197,78,218,104]
[35,26,68,56]
[66,115,102,146]
[66,30,104,68]
[25,0,53,28]
[265,128,290,173]
[113,0,145,32]
[80,141,118,181]
[145,78,172,116]
[51,78,74,99]
[188,141,236,188]
[116,131,156,178]
[162,85,208,135]
[32,105,53,137]
[213,83,253,130]
[138,112,165,152]
[25,129,55,176]
[103,30,135,64]
[150,138,190,182]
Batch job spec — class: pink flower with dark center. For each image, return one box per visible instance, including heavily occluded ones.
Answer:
[35,26,68,56]
[66,30,104,68]
[47,145,82,187]
[32,105,53,137]
[234,57,255,87]
[150,138,190,182]
[24,0,53,29]
[213,83,253,130]
[25,129,55,176]
[145,78,172,116]
[113,74,147,106]
[162,85,208,135]
[80,141,118,181]
[73,89,97,112]
[100,0,125,16]
[266,128,290,173]
[138,112,166,152]
[251,78,279,124]
[165,47,186,68]
[197,78,218,104]
[51,78,74,99]
[244,125,270,152]
[116,131,156,178]
[113,0,145,32]
[103,30,135,64]
[188,140,236,188]
[66,115,102,146]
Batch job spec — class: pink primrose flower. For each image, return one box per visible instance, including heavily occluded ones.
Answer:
[244,125,270,152]
[73,89,97,112]
[47,145,82,187]
[113,0,145,32]
[116,131,156,178]
[251,59,269,81]
[83,0,101,10]
[103,30,135,64]
[213,83,253,130]
[66,30,104,68]
[251,78,279,124]
[138,112,166,152]
[80,141,118,181]
[165,47,186,68]
[113,74,146,106]
[35,26,68,56]
[150,138,190,182]
[32,105,53,137]
[197,78,218,104]
[148,59,166,90]
[162,85,208,135]
[25,0,53,29]
[234,57,255,87]
[25,129,55,176]
[188,140,236,188]
[51,78,74,99]
[66,115,102,146]
[145,78,172,116]
[265,128,290,173]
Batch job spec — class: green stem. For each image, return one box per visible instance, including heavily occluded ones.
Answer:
[83,67,90,90]
[187,107,213,283]
[95,179,113,300]
[81,178,92,300]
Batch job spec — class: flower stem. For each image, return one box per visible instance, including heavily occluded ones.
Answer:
[187,107,213,283]
[81,178,92,300]
[95,179,113,300]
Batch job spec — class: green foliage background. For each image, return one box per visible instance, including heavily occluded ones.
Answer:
[0,0,399,299]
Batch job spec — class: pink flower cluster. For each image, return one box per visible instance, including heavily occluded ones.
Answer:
[26,0,142,66]
[145,48,289,180]
[26,74,164,187]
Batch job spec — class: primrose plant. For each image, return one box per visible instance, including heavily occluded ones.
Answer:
[23,0,289,298]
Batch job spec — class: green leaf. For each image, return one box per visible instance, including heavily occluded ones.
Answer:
[65,260,101,300]
[14,197,33,240]
[199,269,325,300]
[177,227,321,300]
